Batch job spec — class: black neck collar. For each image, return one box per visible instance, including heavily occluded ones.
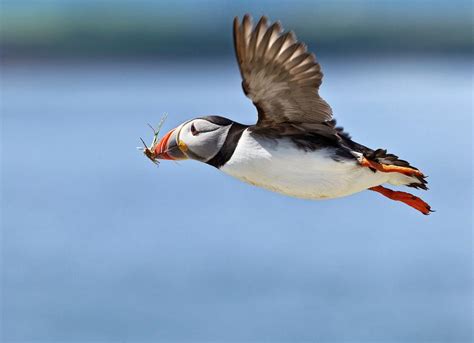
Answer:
[206,122,248,168]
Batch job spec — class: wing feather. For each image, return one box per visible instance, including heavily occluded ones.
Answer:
[233,14,335,133]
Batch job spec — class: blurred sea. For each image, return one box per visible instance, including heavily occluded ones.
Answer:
[1,56,473,342]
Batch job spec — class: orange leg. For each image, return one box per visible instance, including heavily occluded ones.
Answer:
[369,186,432,215]
[361,157,424,177]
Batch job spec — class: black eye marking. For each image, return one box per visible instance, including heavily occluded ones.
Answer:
[191,123,199,136]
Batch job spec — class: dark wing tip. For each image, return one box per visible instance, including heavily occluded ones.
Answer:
[260,15,269,22]
[233,16,240,41]
[238,14,271,33]
[255,15,269,30]
[242,13,252,27]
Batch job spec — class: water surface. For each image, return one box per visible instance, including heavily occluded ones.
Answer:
[1,57,472,342]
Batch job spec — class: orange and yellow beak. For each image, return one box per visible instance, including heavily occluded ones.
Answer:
[151,128,188,161]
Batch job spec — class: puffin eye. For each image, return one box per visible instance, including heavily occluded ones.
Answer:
[191,123,199,136]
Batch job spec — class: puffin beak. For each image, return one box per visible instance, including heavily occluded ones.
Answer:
[153,128,188,160]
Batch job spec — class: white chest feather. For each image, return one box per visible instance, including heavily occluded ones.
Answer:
[220,130,390,199]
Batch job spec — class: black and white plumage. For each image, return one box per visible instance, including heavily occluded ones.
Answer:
[141,14,431,214]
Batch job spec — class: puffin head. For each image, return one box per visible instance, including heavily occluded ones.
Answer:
[142,116,235,163]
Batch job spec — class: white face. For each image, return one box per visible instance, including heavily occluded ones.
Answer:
[177,118,231,161]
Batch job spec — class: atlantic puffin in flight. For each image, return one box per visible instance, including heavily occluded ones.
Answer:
[140,14,431,215]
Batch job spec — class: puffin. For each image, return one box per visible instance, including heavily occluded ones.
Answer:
[140,14,432,215]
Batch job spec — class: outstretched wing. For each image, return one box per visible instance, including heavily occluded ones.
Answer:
[233,14,334,132]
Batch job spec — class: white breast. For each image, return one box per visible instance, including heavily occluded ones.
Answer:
[220,130,390,199]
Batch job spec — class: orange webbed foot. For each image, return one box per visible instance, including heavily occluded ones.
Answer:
[369,185,432,215]
[361,157,424,177]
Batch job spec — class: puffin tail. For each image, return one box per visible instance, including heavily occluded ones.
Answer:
[357,148,431,215]
[360,149,428,190]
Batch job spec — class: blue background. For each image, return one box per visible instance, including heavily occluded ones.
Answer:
[1,1,472,342]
